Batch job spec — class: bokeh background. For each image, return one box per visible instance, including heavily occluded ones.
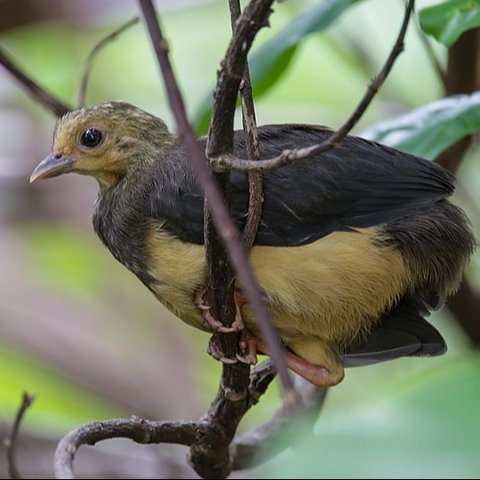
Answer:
[0,0,479,478]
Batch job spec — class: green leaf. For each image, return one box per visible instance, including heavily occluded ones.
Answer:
[193,0,364,134]
[361,92,480,159]
[419,0,480,47]
[262,354,480,479]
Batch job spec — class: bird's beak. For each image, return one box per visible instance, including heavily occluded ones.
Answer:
[30,154,76,183]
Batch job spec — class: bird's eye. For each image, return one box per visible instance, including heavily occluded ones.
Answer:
[80,128,103,148]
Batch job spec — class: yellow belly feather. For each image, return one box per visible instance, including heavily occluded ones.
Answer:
[146,224,409,348]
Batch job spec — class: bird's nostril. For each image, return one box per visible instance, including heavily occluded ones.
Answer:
[54,152,62,159]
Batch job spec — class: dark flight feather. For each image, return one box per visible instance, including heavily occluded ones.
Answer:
[344,296,447,367]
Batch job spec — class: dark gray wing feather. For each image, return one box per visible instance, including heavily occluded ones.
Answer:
[148,124,455,246]
[343,296,447,367]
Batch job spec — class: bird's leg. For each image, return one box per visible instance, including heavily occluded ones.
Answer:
[255,338,345,388]
[194,286,245,333]
[195,287,256,364]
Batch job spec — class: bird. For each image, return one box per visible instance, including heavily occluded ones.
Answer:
[30,101,475,387]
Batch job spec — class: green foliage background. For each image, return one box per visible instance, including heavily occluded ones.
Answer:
[0,0,479,477]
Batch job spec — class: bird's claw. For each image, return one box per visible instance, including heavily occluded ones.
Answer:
[207,336,238,364]
[236,353,257,365]
[236,329,259,365]
[194,286,246,333]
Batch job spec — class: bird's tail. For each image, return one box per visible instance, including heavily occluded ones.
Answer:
[344,199,475,368]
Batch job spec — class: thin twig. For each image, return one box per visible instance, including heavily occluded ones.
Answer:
[0,47,70,117]
[204,0,295,401]
[5,392,36,480]
[231,378,328,470]
[229,0,263,248]
[138,0,296,406]
[77,17,139,108]
[210,0,415,173]
[413,11,448,90]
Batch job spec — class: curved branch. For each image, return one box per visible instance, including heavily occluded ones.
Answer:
[203,0,294,400]
[54,418,203,479]
[232,378,328,470]
[210,0,415,173]
[53,360,278,479]
[207,0,274,157]
[77,17,139,108]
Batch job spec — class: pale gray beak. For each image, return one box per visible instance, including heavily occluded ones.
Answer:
[30,154,76,183]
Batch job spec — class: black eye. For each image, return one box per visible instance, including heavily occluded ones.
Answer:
[80,128,103,148]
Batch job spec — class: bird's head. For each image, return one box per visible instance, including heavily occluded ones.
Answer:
[30,101,172,189]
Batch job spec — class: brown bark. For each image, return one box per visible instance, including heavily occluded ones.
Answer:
[435,27,480,346]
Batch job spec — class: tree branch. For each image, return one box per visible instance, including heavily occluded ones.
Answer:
[203,0,295,401]
[229,0,263,249]
[53,361,279,479]
[0,46,70,117]
[231,378,328,470]
[77,17,139,108]
[54,418,203,479]
[138,1,299,477]
[210,0,415,173]
[5,392,36,480]
[138,0,296,404]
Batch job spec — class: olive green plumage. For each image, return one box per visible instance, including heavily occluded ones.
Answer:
[31,101,475,386]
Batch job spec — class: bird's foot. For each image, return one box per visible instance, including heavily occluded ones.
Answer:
[206,328,259,365]
[207,336,238,364]
[194,286,246,333]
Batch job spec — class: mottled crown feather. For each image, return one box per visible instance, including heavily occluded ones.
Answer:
[54,101,172,150]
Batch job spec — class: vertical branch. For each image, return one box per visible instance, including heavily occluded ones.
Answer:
[228,0,263,248]
[138,0,295,400]
[205,0,295,400]
[138,2,298,473]
[5,392,36,480]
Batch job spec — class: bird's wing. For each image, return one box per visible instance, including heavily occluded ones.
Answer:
[148,124,455,246]
[343,296,447,367]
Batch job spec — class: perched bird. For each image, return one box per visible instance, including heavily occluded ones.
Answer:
[31,101,475,387]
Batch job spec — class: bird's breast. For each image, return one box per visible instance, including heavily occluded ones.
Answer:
[146,223,207,328]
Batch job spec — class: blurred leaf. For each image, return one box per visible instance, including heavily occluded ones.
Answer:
[193,0,365,134]
[361,92,480,159]
[0,345,124,434]
[262,354,480,479]
[20,223,109,300]
[419,0,480,47]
